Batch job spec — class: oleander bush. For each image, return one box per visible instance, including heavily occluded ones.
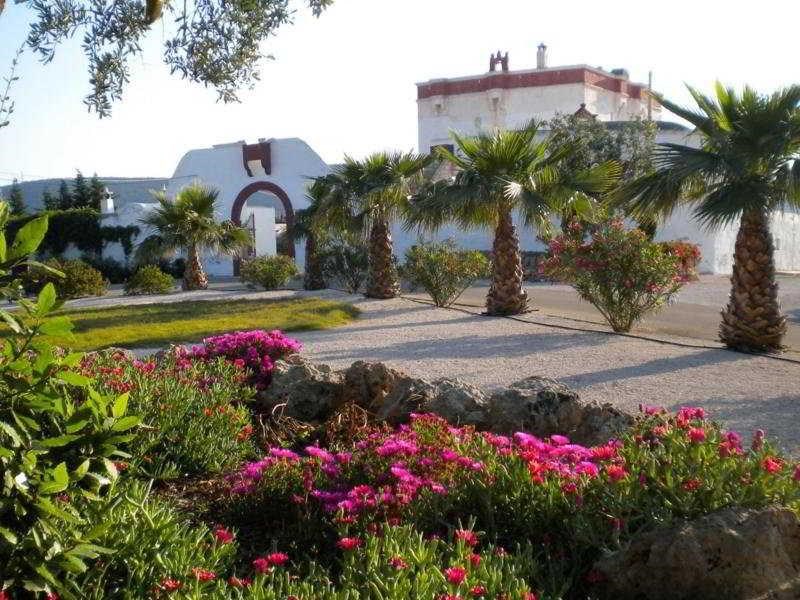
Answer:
[402,240,490,307]
[659,240,702,281]
[542,220,686,332]
[24,257,108,299]
[239,255,298,290]
[124,265,175,296]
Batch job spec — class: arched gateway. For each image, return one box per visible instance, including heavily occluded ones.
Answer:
[160,138,331,277]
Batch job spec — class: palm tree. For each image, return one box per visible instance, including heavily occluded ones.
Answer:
[136,183,251,290]
[616,84,800,353]
[325,152,431,299]
[293,178,332,290]
[409,123,620,315]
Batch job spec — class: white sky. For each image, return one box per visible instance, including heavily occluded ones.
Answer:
[0,0,798,184]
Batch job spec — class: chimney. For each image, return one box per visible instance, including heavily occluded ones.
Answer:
[536,43,548,69]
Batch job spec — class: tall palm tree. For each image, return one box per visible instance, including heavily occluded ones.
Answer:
[136,183,251,290]
[293,178,334,290]
[616,84,800,353]
[409,123,620,315]
[325,152,431,299]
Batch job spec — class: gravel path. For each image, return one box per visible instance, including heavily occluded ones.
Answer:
[291,296,800,455]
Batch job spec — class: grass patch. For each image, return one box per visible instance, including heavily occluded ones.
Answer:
[42,297,359,351]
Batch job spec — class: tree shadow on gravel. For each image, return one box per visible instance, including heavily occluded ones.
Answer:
[311,331,608,362]
[558,348,748,388]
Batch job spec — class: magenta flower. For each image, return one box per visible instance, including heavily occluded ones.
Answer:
[443,566,467,585]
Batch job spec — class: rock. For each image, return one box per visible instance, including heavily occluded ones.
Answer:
[376,376,437,423]
[341,361,407,412]
[426,379,489,426]
[258,355,344,421]
[84,346,137,362]
[486,376,632,446]
[593,506,800,600]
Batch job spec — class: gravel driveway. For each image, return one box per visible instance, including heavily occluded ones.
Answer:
[293,296,800,455]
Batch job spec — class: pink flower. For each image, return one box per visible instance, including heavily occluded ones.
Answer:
[443,566,467,585]
[157,578,183,592]
[687,427,706,444]
[389,556,409,570]
[454,529,479,547]
[761,456,783,474]
[522,593,539,600]
[190,568,216,582]
[337,537,363,551]
[266,552,289,566]
[252,557,271,574]
[468,553,481,567]
[213,527,234,544]
[470,585,487,597]
[606,464,628,482]
[682,478,702,491]
[228,576,252,587]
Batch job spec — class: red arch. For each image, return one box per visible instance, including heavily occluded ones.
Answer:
[231,182,295,273]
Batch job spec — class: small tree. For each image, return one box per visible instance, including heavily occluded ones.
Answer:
[8,179,25,215]
[542,220,685,332]
[89,173,106,211]
[136,183,251,290]
[57,179,72,210]
[41,189,58,211]
[72,170,91,208]
[402,240,490,307]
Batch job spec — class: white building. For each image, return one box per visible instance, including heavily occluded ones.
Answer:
[407,45,800,274]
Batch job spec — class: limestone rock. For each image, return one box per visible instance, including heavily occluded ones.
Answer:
[258,355,344,421]
[426,379,489,426]
[376,376,437,423]
[341,361,406,412]
[593,507,800,600]
[487,376,632,446]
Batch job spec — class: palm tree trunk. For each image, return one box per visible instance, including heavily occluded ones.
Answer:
[365,218,400,299]
[183,245,209,291]
[486,209,528,315]
[303,234,326,291]
[719,208,786,353]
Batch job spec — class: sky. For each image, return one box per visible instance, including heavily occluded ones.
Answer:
[0,0,798,184]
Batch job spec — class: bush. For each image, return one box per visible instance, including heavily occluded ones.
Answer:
[124,265,174,296]
[240,255,298,290]
[0,205,139,594]
[402,240,490,307]
[24,258,108,299]
[542,220,685,332]
[320,237,369,293]
[186,329,302,390]
[81,349,257,480]
[84,255,133,284]
[660,240,702,281]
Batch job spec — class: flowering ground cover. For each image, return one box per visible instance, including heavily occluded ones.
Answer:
[49,337,799,599]
[38,297,359,351]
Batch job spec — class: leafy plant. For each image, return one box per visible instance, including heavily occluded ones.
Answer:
[83,256,133,285]
[541,220,685,332]
[0,202,139,595]
[320,236,369,293]
[239,255,298,290]
[24,258,108,299]
[402,240,490,307]
[81,350,256,480]
[124,265,174,296]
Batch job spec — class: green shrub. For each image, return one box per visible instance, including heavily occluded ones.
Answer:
[83,255,133,284]
[402,240,490,307]
[24,258,108,299]
[0,204,139,594]
[542,220,685,332]
[240,255,298,290]
[81,349,257,480]
[124,265,174,296]
[320,237,369,293]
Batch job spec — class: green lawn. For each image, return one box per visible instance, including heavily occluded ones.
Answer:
[43,297,359,351]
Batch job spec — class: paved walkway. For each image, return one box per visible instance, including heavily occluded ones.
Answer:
[291,295,800,456]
